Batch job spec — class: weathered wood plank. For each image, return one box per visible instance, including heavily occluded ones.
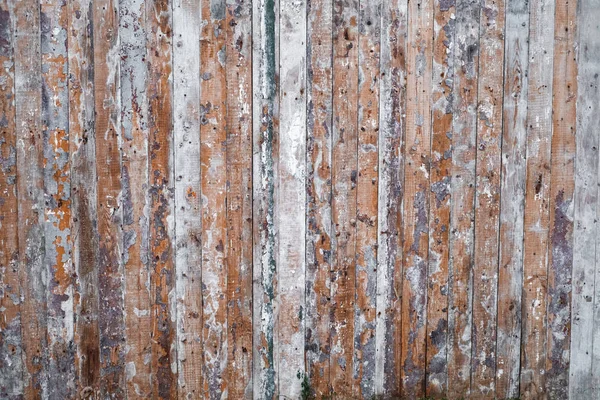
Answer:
[353,0,379,396]
[545,0,577,396]
[426,0,454,393]
[375,0,407,395]
[68,0,100,396]
[400,0,433,394]
[252,0,279,397]
[470,0,505,394]
[519,0,555,396]
[93,0,126,397]
[570,0,600,396]
[119,0,153,396]
[199,0,228,397]
[330,0,358,396]
[495,0,528,397]
[305,0,333,395]
[225,0,253,397]
[0,1,21,396]
[172,0,202,397]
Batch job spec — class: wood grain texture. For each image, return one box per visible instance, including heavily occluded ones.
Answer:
[4,0,600,398]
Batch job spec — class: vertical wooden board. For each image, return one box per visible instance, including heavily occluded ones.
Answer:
[200,0,228,397]
[375,0,407,395]
[119,0,153,396]
[471,0,504,395]
[571,0,600,397]
[172,0,202,397]
[278,0,306,397]
[519,0,555,396]
[545,0,577,396]
[146,0,177,397]
[252,0,279,397]
[305,0,333,396]
[353,0,379,397]
[225,0,253,397]
[0,0,21,396]
[14,0,48,397]
[68,0,101,396]
[495,0,528,397]
[400,0,433,394]
[93,0,126,396]
[426,0,454,394]
[330,0,358,396]
[446,0,479,396]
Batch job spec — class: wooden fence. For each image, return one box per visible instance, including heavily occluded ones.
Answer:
[0,0,599,398]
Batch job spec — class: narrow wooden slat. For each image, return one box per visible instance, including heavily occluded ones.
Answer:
[470,0,505,394]
[252,0,279,397]
[330,0,358,396]
[15,0,48,396]
[545,0,577,396]
[146,0,177,397]
[68,0,100,396]
[400,0,433,394]
[119,0,152,396]
[425,0,455,393]
[519,0,555,396]
[305,0,333,395]
[277,0,307,397]
[446,0,479,396]
[172,0,202,397]
[93,0,126,396]
[0,0,21,396]
[200,0,228,396]
[225,0,253,396]
[375,0,407,395]
[570,0,600,396]
[496,0,529,397]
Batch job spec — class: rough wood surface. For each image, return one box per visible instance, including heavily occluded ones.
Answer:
[2,0,600,398]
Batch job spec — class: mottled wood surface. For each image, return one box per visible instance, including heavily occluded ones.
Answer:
[2,0,600,399]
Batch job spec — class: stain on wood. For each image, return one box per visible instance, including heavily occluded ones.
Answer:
[3,0,600,398]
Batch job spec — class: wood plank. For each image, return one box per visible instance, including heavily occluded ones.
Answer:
[68,0,101,396]
[119,0,152,396]
[425,0,455,393]
[495,0,529,397]
[278,0,307,397]
[446,0,479,396]
[145,0,177,397]
[172,0,202,397]
[470,0,505,394]
[0,0,21,396]
[305,0,333,396]
[375,0,407,395]
[200,0,228,396]
[93,0,126,396]
[570,0,600,396]
[330,0,358,396]
[400,0,433,394]
[224,0,253,396]
[252,0,279,397]
[519,0,555,396]
[15,0,48,396]
[545,0,577,396]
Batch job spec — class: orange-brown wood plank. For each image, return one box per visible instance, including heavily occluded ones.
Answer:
[224,0,253,396]
[200,0,228,396]
[400,0,433,395]
[426,0,455,393]
[545,0,577,396]
[305,0,333,396]
[0,0,21,396]
[330,0,359,396]
[470,0,505,395]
